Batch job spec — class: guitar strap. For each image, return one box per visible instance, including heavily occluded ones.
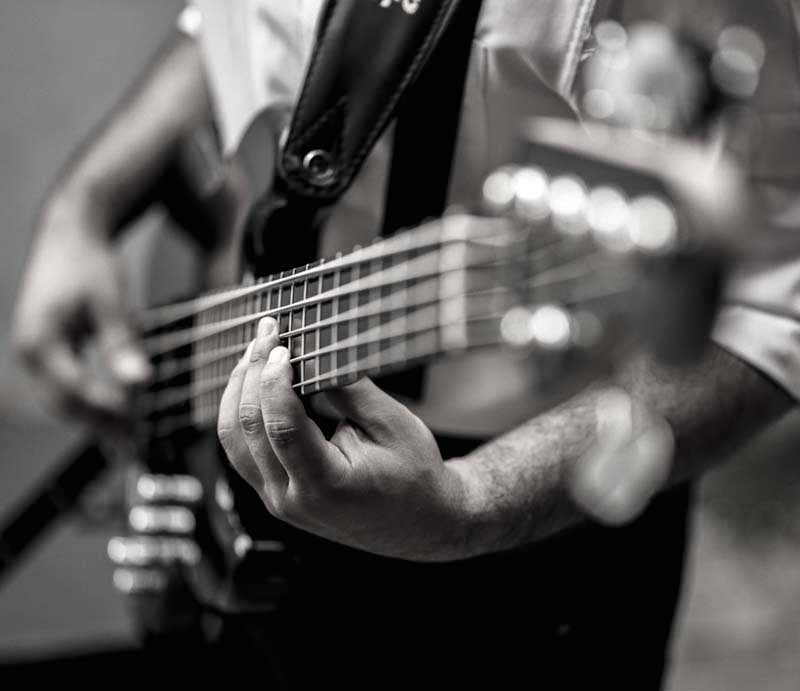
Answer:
[251,0,485,398]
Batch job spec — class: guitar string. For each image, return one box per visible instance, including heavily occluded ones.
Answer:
[141,237,576,358]
[143,260,632,423]
[143,268,634,436]
[144,245,624,418]
[151,279,484,386]
[141,243,633,430]
[142,299,507,417]
[148,246,624,412]
[139,217,512,332]
[144,321,506,437]
[142,251,506,356]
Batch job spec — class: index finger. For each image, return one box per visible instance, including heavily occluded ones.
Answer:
[258,346,349,487]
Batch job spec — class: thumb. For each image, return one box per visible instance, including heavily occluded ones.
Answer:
[95,299,152,385]
[323,378,414,443]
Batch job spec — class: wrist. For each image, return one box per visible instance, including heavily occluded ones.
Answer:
[442,458,496,560]
[38,184,110,244]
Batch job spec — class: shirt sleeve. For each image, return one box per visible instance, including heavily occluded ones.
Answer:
[708,5,800,400]
[712,160,800,401]
[180,0,323,156]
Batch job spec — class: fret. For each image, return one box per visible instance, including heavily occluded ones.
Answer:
[288,268,300,363]
[389,234,410,373]
[208,305,219,425]
[278,271,291,338]
[337,264,353,387]
[315,259,328,391]
[190,307,202,427]
[302,265,321,394]
[248,290,256,342]
[258,277,269,331]
[146,218,524,434]
[329,255,343,387]
[356,258,370,379]
[370,256,384,376]
[298,266,308,391]
[318,261,335,388]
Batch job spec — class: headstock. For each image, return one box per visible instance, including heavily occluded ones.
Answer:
[517,16,771,525]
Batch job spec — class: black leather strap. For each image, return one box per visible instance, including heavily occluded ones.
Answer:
[279,0,466,200]
[377,0,485,399]
[382,1,484,236]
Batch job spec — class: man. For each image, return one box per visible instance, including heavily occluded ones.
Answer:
[12,1,800,686]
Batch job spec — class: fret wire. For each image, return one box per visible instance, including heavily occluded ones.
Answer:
[302,269,310,396]
[145,315,506,422]
[351,259,361,385]
[191,306,200,426]
[399,234,411,369]
[295,316,502,391]
[331,255,342,388]
[209,304,216,426]
[143,249,506,357]
[299,266,309,394]
[285,292,507,366]
[314,259,325,393]
[371,257,382,375]
[150,282,489,387]
[289,268,297,371]
[140,219,502,331]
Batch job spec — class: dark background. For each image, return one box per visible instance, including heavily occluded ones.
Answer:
[2,2,800,688]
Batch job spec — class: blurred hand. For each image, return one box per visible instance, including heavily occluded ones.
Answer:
[569,388,674,525]
[217,317,471,562]
[13,201,152,422]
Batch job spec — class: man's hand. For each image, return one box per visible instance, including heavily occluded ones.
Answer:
[217,317,472,562]
[13,202,151,422]
[568,387,674,525]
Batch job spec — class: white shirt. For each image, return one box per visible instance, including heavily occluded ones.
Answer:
[181,1,800,431]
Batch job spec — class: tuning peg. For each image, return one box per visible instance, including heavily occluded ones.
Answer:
[548,175,590,236]
[482,166,519,214]
[587,186,633,252]
[628,195,679,255]
[712,26,766,100]
[512,167,550,223]
[501,304,574,351]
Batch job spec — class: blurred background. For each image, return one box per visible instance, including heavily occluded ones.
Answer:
[1,2,800,688]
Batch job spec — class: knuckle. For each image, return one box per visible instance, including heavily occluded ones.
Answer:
[268,491,298,523]
[259,363,285,391]
[264,417,300,447]
[216,423,237,452]
[238,404,264,434]
[12,332,39,366]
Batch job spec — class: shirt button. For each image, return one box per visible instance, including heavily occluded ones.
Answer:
[302,149,337,187]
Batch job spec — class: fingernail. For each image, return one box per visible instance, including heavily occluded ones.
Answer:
[268,346,290,364]
[258,317,277,338]
[114,350,152,383]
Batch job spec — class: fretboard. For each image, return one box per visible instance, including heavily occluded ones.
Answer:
[140,218,518,437]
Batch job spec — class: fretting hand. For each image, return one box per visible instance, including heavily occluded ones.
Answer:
[217,316,473,561]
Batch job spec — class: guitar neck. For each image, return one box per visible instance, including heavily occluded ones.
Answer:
[141,218,513,436]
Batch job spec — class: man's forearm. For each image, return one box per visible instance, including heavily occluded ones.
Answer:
[45,32,212,238]
[451,345,793,557]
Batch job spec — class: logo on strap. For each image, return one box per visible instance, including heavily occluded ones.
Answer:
[378,0,421,15]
